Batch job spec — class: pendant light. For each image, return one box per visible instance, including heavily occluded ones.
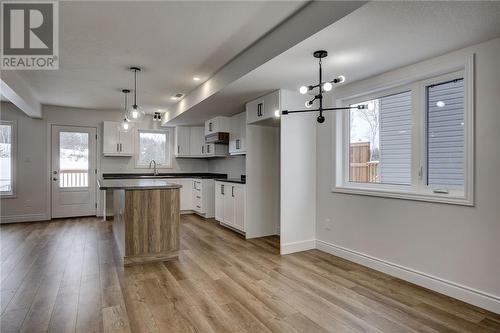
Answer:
[283,50,366,123]
[121,89,131,131]
[127,66,145,120]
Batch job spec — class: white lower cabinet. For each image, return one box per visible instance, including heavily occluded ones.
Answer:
[215,181,245,232]
[192,179,215,218]
[175,179,193,211]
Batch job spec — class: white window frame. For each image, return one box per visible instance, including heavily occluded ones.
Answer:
[333,56,474,206]
[135,128,172,169]
[0,120,17,198]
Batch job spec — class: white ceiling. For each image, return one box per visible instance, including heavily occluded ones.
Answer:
[16,1,306,112]
[170,1,500,125]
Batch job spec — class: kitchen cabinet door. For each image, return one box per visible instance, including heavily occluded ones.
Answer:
[223,184,235,226]
[215,182,224,222]
[175,178,193,211]
[246,98,265,124]
[175,127,191,156]
[263,90,280,119]
[103,122,119,155]
[233,185,245,231]
[118,129,134,155]
[189,127,204,157]
[229,112,246,155]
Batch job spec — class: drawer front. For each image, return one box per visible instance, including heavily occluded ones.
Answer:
[193,195,203,212]
[193,180,203,191]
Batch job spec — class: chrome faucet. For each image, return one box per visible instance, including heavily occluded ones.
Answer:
[149,160,159,176]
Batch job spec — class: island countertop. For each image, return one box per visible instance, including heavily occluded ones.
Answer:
[98,179,182,190]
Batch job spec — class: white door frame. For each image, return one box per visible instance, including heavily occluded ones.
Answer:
[50,125,98,218]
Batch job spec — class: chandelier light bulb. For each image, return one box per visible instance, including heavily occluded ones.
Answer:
[323,82,333,92]
[274,109,280,118]
[299,86,309,95]
[122,118,130,130]
[132,109,139,119]
[337,75,346,83]
[305,100,313,108]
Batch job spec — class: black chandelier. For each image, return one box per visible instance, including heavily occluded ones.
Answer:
[282,50,367,123]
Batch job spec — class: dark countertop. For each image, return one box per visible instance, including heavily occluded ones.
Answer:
[214,178,246,184]
[103,173,227,180]
[98,179,182,190]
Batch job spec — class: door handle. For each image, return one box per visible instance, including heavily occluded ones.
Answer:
[53,177,58,181]
[53,171,58,174]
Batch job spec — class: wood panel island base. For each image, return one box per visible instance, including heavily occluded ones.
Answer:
[98,179,181,266]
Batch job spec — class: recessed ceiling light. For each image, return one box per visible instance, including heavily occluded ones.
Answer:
[193,76,200,81]
[171,93,184,100]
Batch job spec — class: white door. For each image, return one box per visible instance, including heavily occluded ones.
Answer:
[51,125,97,218]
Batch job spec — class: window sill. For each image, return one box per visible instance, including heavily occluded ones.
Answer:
[331,185,473,206]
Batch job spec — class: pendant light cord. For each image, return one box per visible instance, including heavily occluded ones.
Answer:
[133,69,137,107]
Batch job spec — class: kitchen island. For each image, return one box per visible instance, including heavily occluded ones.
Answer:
[98,179,181,266]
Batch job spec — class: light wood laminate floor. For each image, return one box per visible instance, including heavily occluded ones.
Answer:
[1,214,499,333]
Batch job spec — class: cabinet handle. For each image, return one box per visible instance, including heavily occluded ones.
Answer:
[120,143,122,152]
[207,145,210,154]
[209,122,213,132]
[257,103,262,117]
[236,139,240,150]
[221,185,224,195]
[177,145,180,154]
[116,143,119,152]
[232,186,234,197]
[202,146,204,154]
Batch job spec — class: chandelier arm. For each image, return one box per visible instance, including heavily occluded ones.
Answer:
[282,105,363,115]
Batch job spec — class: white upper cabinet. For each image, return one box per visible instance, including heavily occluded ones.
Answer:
[102,121,133,156]
[246,90,280,124]
[174,126,191,157]
[189,127,205,157]
[204,143,228,157]
[229,112,246,155]
[205,116,231,136]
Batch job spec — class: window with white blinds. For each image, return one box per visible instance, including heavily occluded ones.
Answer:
[335,70,472,205]
[426,79,464,187]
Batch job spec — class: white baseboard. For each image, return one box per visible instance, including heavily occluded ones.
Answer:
[316,239,500,314]
[281,239,316,255]
[0,213,50,224]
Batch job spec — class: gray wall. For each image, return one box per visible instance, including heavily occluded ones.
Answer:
[316,38,500,311]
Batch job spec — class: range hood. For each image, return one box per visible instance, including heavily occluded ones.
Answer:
[205,132,229,144]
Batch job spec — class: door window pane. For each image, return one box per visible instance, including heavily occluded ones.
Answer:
[60,132,89,188]
[138,131,167,165]
[0,124,13,193]
[349,91,412,185]
[427,78,464,187]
